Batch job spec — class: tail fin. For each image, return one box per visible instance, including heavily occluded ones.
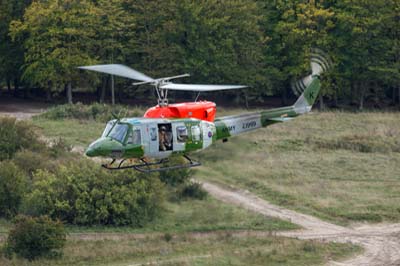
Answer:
[214,49,333,141]
[292,49,332,114]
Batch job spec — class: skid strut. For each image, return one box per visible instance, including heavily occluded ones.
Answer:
[101,155,201,173]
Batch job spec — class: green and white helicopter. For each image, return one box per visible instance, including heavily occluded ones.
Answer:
[81,50,331,172]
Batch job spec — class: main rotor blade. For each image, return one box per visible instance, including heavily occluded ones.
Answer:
[78,64,154,82]
[160,83,247,92]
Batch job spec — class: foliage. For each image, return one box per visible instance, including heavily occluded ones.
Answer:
[178,182,208,200]
[22,160,165,226]
[38,103,143,122]
[9,0,101,102]
[1,0,399,107]
[0,161,28,218]
[158,156,193,186]
[0,0,30,89]
[13,150,56,177]
[0,117,42,160]
[3,215,66,260]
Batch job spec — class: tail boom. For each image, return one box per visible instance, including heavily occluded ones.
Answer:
[215,76,322,141]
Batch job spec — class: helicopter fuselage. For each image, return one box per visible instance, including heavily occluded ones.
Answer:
[85,101,301,161]
[85,117,217,160]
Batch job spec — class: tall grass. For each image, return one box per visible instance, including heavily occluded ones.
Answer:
[196,111,400,225]
[0,234,361,266]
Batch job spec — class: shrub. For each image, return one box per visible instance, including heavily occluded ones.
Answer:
[22,160,165,226]
[13,150,53,177]
[47,138,72,158]
[0,117,42,160]
[179,182,208,200]
[4,215,66,260]
[0,161,28,218]
[38,103,144,122]
[159,156,193,186]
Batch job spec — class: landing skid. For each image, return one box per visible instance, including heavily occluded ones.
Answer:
[101,155,201,173]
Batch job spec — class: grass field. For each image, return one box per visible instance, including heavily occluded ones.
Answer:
[0,234,360,266]
[196,111,400,225]
[31,111,400,225]
[0,197,297,235]
[16,109,394,264]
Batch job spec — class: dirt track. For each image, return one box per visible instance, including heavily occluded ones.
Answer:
[0,97,48,120]
[202,182,400,266]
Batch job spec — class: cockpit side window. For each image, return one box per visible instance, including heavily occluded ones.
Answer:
[127,129,141,145]
[176,126,188,142]
[108,123,128,143]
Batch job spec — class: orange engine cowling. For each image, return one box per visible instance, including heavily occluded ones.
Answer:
[144,101,217,122]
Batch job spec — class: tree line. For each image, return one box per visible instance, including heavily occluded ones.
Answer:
[0,0,399,109]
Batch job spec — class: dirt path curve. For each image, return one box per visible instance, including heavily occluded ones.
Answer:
[202,181,400,266]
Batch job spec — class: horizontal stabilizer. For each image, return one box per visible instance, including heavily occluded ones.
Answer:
[267,117,295,122]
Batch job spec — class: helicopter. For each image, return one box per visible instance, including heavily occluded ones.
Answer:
[80,49,332,172]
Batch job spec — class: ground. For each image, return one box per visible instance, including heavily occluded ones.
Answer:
[1,100,400,265]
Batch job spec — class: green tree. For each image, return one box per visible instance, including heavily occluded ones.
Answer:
[334,0,389,109]
[0,0,31,95]
[10,0,100,103]
[268,0,335,107]
[125,0,268,104]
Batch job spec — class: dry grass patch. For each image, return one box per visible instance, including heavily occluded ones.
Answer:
[0,234,360,266]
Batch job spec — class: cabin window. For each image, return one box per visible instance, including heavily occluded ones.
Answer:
[128,129,141,145]
[108,123,128,143]
[176,126,188,142]
[150,127,157,141]
[102,119,117,138]
[191,125,201,141]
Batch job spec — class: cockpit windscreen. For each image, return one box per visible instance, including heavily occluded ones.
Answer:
[108,123,128,143]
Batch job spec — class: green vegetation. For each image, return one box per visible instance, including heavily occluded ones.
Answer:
[0,109,368,265]
[64,197,297,234]
[0,162,28,218]
[1,1,399,108]
[3,216,66,260]
[0,234,361,266]
[23,162,164,226]
[0,117,163,227]
[196,111,400,225]
[32,118,104,146]
[30,110,400,226]
[37,103,144,122]
[0,117,42,160]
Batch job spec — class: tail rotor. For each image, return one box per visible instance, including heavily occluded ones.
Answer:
[291,48,333,96]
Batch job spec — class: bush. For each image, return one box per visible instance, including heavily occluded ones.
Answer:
[4,215,66,260]
[179,182,208,200]
[13,150,53,177]
[38,103,144,122]
[0,161,28,218]
[0,117,42,160]
[22,160,165,226]
[159,157,193,186]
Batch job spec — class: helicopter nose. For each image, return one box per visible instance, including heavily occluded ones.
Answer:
[85,138,112,157]
[85,146,97,157]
